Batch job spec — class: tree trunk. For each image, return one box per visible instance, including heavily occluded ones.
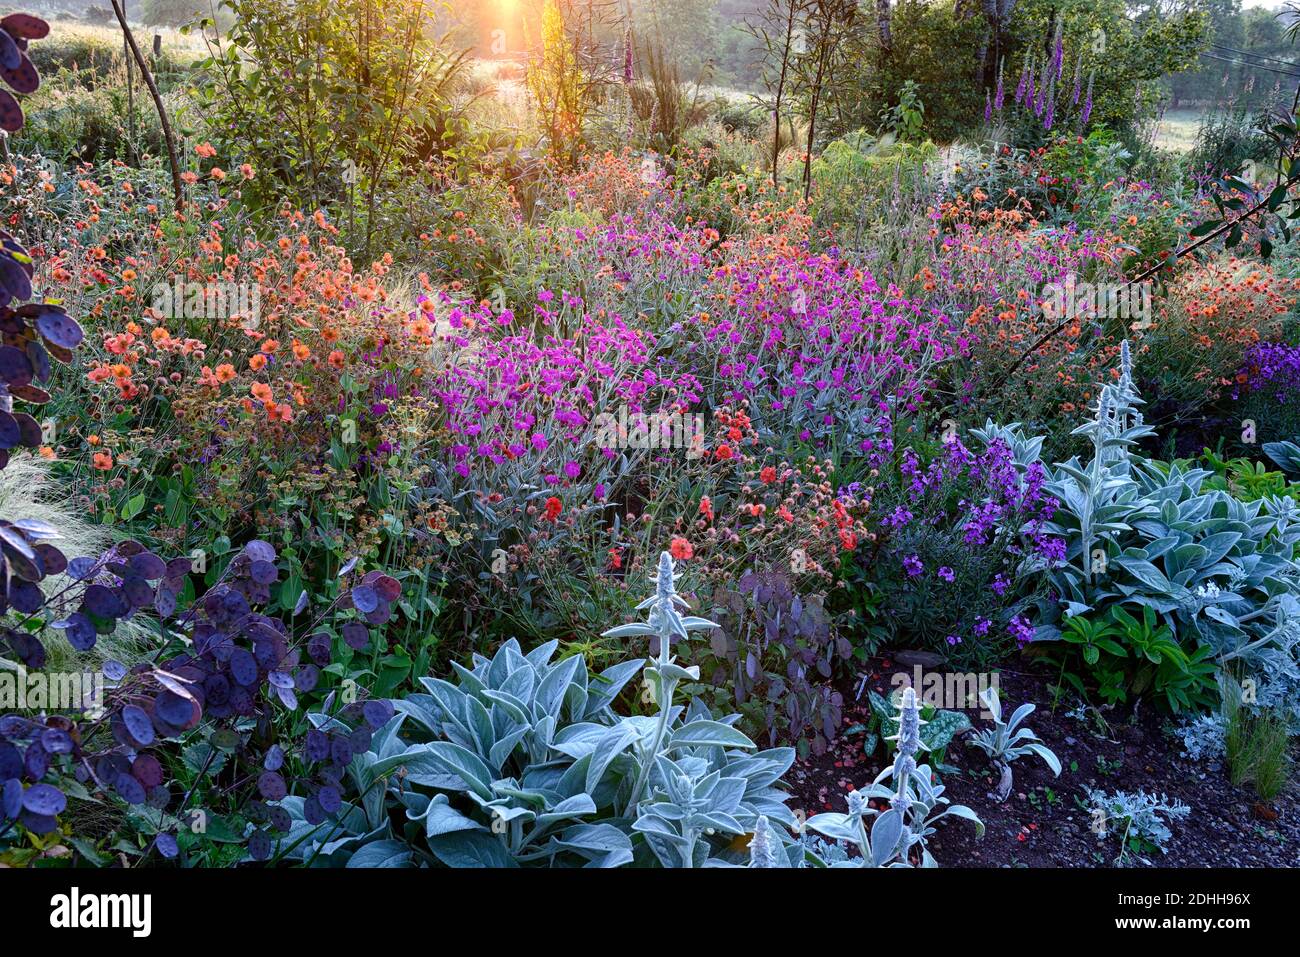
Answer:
[111,0,183,210]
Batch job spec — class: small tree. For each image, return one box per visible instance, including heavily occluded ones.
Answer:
[793,0,857,200]
[744,0,807,189]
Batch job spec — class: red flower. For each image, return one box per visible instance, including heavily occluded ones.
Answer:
[838,529,858,551]
[698,496,714,522]
[714,445,733,461]
[759,466,777,484]
[669,536,694,560]
[543,496,562,522]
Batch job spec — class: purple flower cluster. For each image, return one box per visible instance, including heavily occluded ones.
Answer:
[1233,341,1300,403]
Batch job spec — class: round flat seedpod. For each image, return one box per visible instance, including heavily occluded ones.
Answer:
[274,685,298,710]
[0,742,21,779]
[120,705,155,747]
[23,742,48,779]
[306,633,332,665]
[247,829,271,861]
[229,648,258,686]
[257,771,286,801]
[0,30,19,70]
[341,622,368,650]
[263,745,285,772]
[154,833,178,859]
[2,777,22,819]
[21,782,66,817]
[102,659,128,682]
[329,736,353,766]
[9,383,49,406]
[243,540,276,564]
[40,728,72,755]
[317,785,341,814]
[59,613,97,652]
[303,729,328,763]
[362,699,394,729]
[0,15,49,40]
[303,795,326,826]
[8,580,43,614]
[33,543,65,575]
[19,810,56,835]
[154,690,196,727]
[0,344,31,386]
[350,584,379,613]
[128,551,167,580]
[115,773,146,805]
[348,726,372,753]
[131,754,164,788]
[0,410,19,448]
[66,556,97,580]
[34,307,83,350]
[0,253,31,300]
[294,665,319,693]
[24,339,49,382]
[82,583,125,620]
[121,575,154,608]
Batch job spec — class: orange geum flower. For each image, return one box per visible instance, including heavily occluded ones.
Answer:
[328,350,345,369]
[291,341,310,361]
[250,381,273,403]
[215,363,236,382]
[248,353,268,371]
[195,142,217,158]
[210,167,227,182]
[92,452,113,470]
[260,339,279,354]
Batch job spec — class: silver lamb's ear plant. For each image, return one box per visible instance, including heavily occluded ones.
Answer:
[747,815,783,868]
[804,687,982,867]
[968,686,1061,802]
[601,550,719,813]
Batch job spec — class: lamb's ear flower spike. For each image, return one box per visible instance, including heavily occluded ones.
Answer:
[748,815,781,868]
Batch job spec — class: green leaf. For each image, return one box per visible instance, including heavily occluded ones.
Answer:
[669,719,755,750]
[345,839,414,868]
[426,829,517,868]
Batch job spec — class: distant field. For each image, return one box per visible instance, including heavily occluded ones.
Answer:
[1154,108,1206,153]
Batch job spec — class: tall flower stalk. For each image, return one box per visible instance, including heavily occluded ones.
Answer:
[603,550,717,813]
